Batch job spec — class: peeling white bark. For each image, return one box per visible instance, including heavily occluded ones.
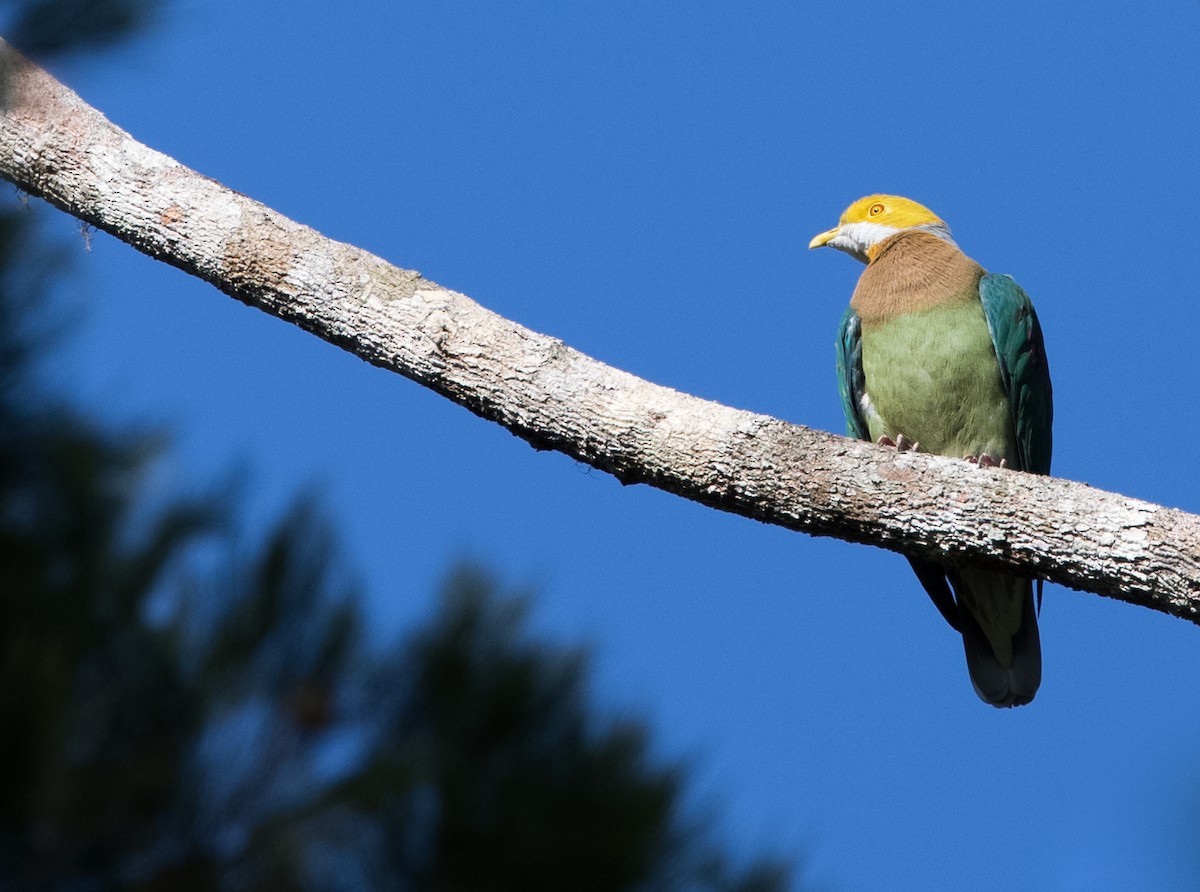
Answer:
[2,39,1198,623]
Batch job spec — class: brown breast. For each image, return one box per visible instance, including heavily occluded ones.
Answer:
[850,230,985,327]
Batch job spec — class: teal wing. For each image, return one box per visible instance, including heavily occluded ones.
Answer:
[836,305,869,440]
[979,273,1054,475]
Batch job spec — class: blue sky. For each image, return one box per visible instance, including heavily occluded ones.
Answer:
[30,2,1200,889]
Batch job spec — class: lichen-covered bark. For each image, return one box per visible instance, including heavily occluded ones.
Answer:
[2,39,1198,622]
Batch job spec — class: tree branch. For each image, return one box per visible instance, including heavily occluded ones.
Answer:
[2,39,1197,622]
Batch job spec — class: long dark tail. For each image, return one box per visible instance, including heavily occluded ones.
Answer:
[908,558,1041,707]
[952,569,1041,708]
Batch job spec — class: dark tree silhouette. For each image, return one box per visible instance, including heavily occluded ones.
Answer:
[0,234,792,886]
[2,0,162,58]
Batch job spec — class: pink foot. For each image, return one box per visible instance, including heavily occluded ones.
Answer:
[965,453,1008,469]
[879,435,920,453]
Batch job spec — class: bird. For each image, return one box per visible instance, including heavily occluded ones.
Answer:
[809,195,1053,707]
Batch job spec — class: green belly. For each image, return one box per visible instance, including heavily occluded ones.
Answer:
[860,300,1016,462]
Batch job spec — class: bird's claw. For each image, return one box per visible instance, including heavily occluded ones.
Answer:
[878,435,920,453]
[965,453,1008,469]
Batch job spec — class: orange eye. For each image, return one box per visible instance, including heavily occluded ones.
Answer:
[868,203,885,217]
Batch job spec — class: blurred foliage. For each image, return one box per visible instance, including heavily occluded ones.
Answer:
[0,211,794,886]
[2,0,162,58]
[0,7,795,889]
